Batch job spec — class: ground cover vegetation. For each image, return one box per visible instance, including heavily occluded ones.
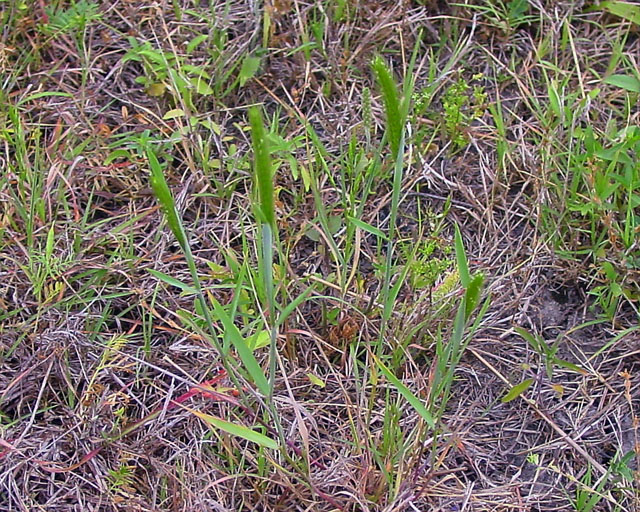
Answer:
[0,0,639,510]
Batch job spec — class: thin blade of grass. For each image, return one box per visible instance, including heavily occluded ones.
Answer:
[276,284,316,327]
[147,147,188,250]
[346,215,388,240]
[502,379,534,403]
[147,269,197,295]
[454,224,470,288]
[192,411,278,449]
[372,354,435,429]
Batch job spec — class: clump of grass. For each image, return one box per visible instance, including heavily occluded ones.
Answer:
[3,2,640,510]
[541,81,640,320]
[247,105,280,399]
[147,143,274,440]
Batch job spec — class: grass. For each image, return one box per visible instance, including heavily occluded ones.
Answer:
[1,1,639,510]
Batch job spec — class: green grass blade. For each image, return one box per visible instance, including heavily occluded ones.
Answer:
[45,223,55,264]
[277,284,316,327]
[603,73,640,93]
[194,411,278,449]
[147,269,198,295]
[248,105,279,399]
[147,147,188,250]
[210,298,270,396]
[600,1,640,25]
[464,272,485,319]
[454,224,470,288]
[372,354,435,429]
[501,379,534,403]
[400,29,422,121]
[378,128,406,347]
[346,215,388,240]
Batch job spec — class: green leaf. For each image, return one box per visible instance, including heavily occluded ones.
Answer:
[137,49,166,64]
[210,298,270,396]
[277,284,316,327]
[194,411,278,449]
[304,217,341,241]
[327,215,342,235]
[346,215,388,240]
[163,108,185,120]
[548,79,562,119]
[147,269,197,294]
[104,149,131,165]
[146,83,166,97]
[514,327,543,353]
[601,261,617,281]
[603,74,640,93]
[190,77,213,95]
[373,354,435,428]
[454,224,470,288]
[304,224,321,242]
[554,358,588,375]
[464,272,484,319]
[247,329,271,351]
[601,1,640,25]
[16,91,73,106]
[306,372,325,388]
[508,0,529,22]
[186,34,208,54]
[501,378,534,403]
[300,164,311,192]
[239,55,261,87]
[147,148,188,250]
[182,64,210,79]
[45,223,55,264]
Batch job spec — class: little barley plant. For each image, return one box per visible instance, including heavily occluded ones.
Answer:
[370,50,488,436]
[247,106,278,398]
[146,140,276,449]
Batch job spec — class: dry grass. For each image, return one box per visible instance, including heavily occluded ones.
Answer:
[1,1,639,511]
